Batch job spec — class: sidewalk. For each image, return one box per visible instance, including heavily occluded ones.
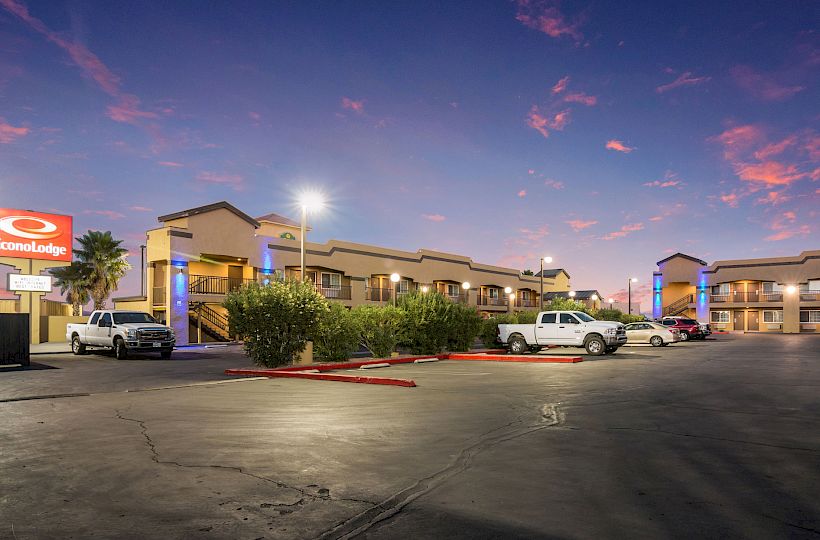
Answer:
[31,342,72,355]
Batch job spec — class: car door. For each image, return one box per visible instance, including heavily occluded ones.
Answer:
[85,312,101,345]
[96,312,113,346]
[624,323,643,342]
[557,313,582,344]
[535,313,558,344]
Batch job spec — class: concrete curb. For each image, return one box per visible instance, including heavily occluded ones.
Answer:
[223,369,416,387]
[447,353,583,363]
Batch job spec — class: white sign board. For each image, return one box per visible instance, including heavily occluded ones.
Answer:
[7,274,53,293]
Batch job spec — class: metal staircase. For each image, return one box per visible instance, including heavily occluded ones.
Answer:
[189,303,232,342]
[663,294,693,317]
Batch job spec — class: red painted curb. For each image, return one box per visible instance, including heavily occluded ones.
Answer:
[269,355,443,373]
[224,369,416,387]
[446,353,583,363]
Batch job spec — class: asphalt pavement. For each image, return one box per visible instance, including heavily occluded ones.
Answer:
[1,334,819,539]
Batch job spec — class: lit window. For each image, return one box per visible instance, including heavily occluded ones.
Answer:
[488,288,499,299]
[763,310,783,323]
[447,284,460,297]
[710,311,729,323]
[800,311,820,323]
[321,273,341,289]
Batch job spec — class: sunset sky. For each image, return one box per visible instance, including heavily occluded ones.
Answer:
[1,0,817,310]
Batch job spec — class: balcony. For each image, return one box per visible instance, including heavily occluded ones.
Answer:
[515,298,538,308]
[316,285,352,300]
[152,286,166,306]
[189,275,255,295]
[801,291,820,302]
[761,292,783,302]
[711,292,781,303]
[368,287,393,302]
[478,295,508,307]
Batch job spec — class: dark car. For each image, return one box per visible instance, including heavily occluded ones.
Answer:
[658,317,703,341]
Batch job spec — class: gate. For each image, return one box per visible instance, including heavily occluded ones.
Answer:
[0,313,30,367]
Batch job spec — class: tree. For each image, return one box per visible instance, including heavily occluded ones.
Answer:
[73,231,131,309]
[445,302,483,352]
[350,305,404,358]
[522,269,534,276]
[50,262,92,316]
[397,291,452,354]
[224,280,329,367]
[314,302,360,362]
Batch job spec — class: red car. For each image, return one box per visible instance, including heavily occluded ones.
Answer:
[658,317,702,341]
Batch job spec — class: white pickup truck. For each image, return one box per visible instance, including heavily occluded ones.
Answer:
[67,310,175,359]
[498,311,627,356]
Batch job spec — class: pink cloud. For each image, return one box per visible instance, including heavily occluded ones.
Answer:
[656,71,711,93]
[83,209,126,220]
[756,191,791,206]
[649,216,663,222]
[527,169,535,175]
[341,97,365,114]
[713,124,765,160]
[551,76,570,94]
[730,65,805,101]
[422,214,446,222]
[157,161,184,168]
[514,0,583,41]
[601,222,644,240]
[720,192,740,208]
[765,211,811,241]
[195,171,244,190]
[605,140,635,153]
[248,111,261,121]
[565,219,598,232]
[0,118,29,143]
[518,190,527,197]
[563,92,597,106]
[735,161,807,186]
[544,179,564,189]
[526,106,570,138]
[106,95,158,124]
[128,206,153,212]
[644,171,683,188]
[754,136,797,160]
[519,225,549,241]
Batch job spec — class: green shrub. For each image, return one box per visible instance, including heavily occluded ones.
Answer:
[351,304,404,358]
[446,303,483,352]
[516,310,539,324]
[544,297,591,314]
[619,313,646,324]
[223,280,329,367]
[397,291,452,354]
[314,302,360,362]
[595,308,623,322]
[479,313,518,347]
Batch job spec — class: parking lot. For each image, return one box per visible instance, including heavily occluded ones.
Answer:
[2,334,819,539]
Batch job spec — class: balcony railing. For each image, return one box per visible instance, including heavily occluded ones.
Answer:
[761,292,783,302]
[189,275,255,295]
[316,285,352,300]
[800,291,820,301]
[711,292,782,303]
[368,287,394,302]
[710,294,729,303]
[515,298,538,308]
[478,295,508,307]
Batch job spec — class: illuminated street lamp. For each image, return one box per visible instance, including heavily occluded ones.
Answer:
[785,285,797,294]
[628,277,638,315]
[590,293,598,307]
[540,256,553,311]
[420,285,429,293]
[607,297,614,309]
[298,191,325,282]
[390,273,401,306]
[462,281,471,304]
[568,290,576,299]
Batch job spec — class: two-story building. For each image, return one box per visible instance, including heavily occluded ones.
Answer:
[114,201,572,344]
[652,251,820,333]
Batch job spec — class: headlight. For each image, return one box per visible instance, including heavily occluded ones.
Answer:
[126,329,137,339]
[605,328,617,334]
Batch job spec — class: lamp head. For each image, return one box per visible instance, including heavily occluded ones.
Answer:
[591,294,598,301]
[390,273,400,283]
[504,286,512,294]
[462,282,471,290]
[630,277,638,283]
[298,190,325,211]
[543,256,553,264]
[568,291,576,297]
[785,285,797,294]
[420,285,429,293]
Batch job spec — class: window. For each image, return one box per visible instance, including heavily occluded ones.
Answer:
[712,283,730,295]
[711,311,730,323]
[574,312,595,322]
[763,310,783,323]
[541,313,556,324]
[661,319,675,326]
[113,313,157,324]
[521,290,532,300]
[321,273,341,289]
[487,288,499,299]
[559,313,579,324]
[800,311,820,323]
[809,280,820,291]
[99,313,112,327]
[447,284,460,297]
[762,282,783,293]
[90,312,101,325]
[397,280,410,293]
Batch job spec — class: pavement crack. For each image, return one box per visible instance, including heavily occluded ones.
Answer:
[113,410,375,507]
[315,403,564,540]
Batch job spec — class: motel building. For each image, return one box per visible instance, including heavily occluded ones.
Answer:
[652,251,820,333]
[114,201,572,345]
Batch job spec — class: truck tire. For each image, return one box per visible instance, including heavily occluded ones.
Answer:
[584,335,606,356]
[650,335,663,347]
[71,335,86,355]
[509,335,527,354]
[114,337,128,360]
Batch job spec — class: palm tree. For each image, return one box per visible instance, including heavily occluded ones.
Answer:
[74,231,131,310]
[50,262,92,316]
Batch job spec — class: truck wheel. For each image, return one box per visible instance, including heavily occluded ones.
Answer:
[680,331,690,342]
[71,336,86,355]
[160,350,172,359]
[584,336,605,356]
[114,338,128,360]
[650,336,663,347]
[605,346,619,354]
[509,335,527,354]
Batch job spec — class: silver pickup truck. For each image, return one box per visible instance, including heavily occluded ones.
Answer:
[498,310,626,355]
[67,310,175,359]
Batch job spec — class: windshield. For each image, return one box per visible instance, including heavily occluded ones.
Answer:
[112,312,158,324]
[574,312,595,322]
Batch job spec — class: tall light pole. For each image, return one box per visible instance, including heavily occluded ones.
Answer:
[298,191,325,282]
[628,277,638,315]
[462,281,471,304]
[607,297,614,309]
[139,244,146,297]
[540,256,553,311]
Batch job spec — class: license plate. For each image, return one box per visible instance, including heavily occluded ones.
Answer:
[152,342,162,347]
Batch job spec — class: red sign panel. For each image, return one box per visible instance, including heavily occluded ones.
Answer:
[0,209,73,262]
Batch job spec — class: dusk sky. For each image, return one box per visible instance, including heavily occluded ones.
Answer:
[1,0,818,310]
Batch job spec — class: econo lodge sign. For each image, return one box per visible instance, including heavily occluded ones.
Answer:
[0,208,72,262]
